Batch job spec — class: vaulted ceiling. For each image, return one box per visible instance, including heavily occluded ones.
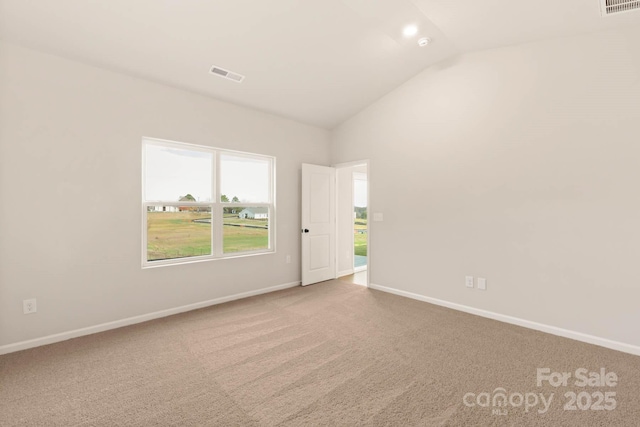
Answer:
[1,0,639,128]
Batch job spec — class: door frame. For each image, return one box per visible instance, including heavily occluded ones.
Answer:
[334,160,370,287]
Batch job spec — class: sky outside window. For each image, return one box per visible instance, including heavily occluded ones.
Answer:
[145,144,212,202]
[220,154,269,203]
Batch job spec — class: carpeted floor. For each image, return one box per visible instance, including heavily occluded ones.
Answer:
[1,279,639,426]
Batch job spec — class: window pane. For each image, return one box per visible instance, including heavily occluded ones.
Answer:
[223,206,269,253]
[147,206,212,261]
[145,143,213,202]
[220,154,270,203]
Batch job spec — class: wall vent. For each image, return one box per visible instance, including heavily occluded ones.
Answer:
[601,0,640,16]
[209,66,245,83]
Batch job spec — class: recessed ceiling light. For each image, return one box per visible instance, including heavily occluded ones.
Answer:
[403,24,418,38]
[418,37,431,47]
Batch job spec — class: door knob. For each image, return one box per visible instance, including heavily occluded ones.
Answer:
[302,229,309,233]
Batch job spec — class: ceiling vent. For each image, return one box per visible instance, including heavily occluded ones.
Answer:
[601,0,640,16]
[209,66,245,83]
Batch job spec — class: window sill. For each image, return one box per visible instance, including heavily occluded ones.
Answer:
[142,249,276,269]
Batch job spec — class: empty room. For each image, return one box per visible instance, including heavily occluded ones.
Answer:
[1,1,640,426]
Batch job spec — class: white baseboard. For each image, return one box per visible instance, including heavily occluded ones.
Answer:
[337,269,354,278]
[368,283,640,357]
[0,281,300,356]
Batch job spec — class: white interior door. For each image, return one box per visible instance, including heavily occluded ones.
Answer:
[301,163,336,286]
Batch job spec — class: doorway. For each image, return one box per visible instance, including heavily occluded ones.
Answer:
[300,161,369,287]
[336,161,369,286]
[353,171,367,273]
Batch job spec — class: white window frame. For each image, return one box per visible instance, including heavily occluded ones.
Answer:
[142,137,276,268]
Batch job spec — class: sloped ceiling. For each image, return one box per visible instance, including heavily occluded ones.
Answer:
[1,0,639,128]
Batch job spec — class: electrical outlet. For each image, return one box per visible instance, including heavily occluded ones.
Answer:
[23,299,37,314]
[286,255,291,264]
[477,278,487,290]
[465,276,474,288]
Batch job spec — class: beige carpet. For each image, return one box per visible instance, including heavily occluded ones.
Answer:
[1,280,639,426]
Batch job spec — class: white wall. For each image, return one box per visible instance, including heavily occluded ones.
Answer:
[332,27,640,348]
[0,42,331,348]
